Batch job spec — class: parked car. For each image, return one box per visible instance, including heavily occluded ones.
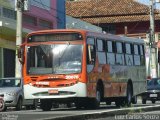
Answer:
[0,78,37,111]
[141,78,160,104]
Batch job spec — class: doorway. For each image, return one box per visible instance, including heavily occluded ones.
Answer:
[3,48,15,77]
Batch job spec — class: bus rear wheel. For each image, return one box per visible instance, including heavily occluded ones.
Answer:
[152,100,155,104]
[126,84,133,107]
[90,87,101,109]
[142,99,146,104]
[132,95,137,104]
[40,99,52,111]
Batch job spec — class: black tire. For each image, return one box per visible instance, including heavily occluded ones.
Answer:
[40,100,52,111]
[16,98,22,111]
[67,103,72,108]
[132,95,137,104]
[106,101,111,105]
[91,87,101,109]
[126,84,132,107]
[75,99,84,109]
[0,99,6,112]
[25,105,31,110]
[152,100,156,104]
[53,103,59,108]
[142,99,146,104]
[115,101,121,107]
[115,99,126,108]
[75,102,82,109]
[31,104,37,110]
[31,100,38,110]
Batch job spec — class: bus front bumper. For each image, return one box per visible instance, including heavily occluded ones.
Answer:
[24,82,87,99]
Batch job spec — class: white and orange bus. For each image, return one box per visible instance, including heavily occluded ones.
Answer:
[18,29,146,111]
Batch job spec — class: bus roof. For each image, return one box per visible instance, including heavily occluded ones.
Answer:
[86,31,144,44]
[27,29,144,44]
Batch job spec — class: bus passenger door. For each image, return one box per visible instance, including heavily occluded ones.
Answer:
[87,41,96,73]
[86,38,96,97]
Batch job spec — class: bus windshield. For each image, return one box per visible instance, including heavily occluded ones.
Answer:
[27,44,83,75]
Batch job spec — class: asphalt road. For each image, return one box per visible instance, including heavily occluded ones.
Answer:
[89,108,160,120]
[0,100,160,120]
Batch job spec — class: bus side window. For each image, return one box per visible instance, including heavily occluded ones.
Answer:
[139,45,145,65]
[107,41,115,65]
[133,44,141,65]
[87,45,96,64]
[125,43,133,66]
[115,42,125,65]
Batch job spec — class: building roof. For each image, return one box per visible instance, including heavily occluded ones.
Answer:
[66,0,160,24]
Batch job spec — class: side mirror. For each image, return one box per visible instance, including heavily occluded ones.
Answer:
[18,47,24,64]
[18,48,22,58]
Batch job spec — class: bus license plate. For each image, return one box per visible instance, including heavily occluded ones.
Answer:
[48,89,59,94]
[150,94,157,97]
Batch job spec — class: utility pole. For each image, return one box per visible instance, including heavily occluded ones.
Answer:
[15,0,23,78]
[15,0,29,77]
[149,0,158,78]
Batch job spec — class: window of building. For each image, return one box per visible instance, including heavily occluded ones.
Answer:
[3,7,16,20]
[30,0,50,10]
[102,24,116,34]
[23,15,37,26]
[39,19,52,29]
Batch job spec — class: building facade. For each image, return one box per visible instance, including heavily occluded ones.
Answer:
[57,0,66,28]
[0,0,66,77]
[66,0,160,38]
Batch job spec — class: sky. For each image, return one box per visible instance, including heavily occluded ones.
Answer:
[137,0,160,9]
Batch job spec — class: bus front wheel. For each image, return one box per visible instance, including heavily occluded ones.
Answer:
[16,98,22,111]
[40,99,52,111]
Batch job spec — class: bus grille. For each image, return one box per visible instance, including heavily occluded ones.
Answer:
[33,91,76,96]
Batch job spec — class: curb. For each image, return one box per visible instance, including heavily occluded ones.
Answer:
[43,105,160,120]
